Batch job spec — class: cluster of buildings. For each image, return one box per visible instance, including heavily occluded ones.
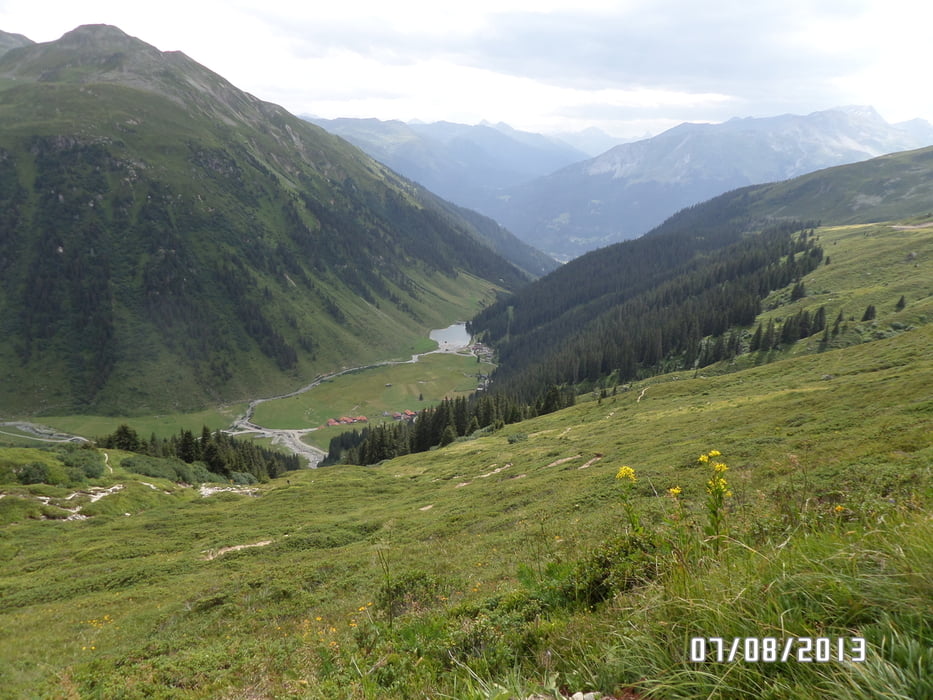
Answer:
[323,409,420,428]
[324,416,368,427]
[387,409,418,422]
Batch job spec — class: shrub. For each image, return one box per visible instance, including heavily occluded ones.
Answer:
[16,462,51,485]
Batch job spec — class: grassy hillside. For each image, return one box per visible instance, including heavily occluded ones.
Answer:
[470,146,933,403]
[1,221,929,698]
[0,26,526,415]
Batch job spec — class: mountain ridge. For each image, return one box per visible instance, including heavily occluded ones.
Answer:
[0,24,532,415]
[480,107,933,259]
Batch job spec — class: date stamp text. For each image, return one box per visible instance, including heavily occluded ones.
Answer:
[689,637,866,663]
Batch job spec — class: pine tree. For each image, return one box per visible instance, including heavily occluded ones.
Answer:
[750,323,763,352]
[763,319,776,351]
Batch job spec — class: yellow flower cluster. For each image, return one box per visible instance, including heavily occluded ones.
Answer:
[707,475,732,497]
[667,485,682,497]
[701,450,732,497]
[615,465,637,482]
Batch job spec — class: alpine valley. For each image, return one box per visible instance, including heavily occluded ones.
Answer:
[0,25,550,416]
[0,22,931,700]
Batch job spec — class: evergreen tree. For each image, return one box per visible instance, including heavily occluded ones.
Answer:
[177,429,198,463]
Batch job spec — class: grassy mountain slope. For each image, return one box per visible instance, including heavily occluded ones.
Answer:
[470,147,933,401]
[1,223,929,696]
[0,25,528,415]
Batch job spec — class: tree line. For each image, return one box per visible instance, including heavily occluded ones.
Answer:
[324,388,574,466]
[97,424,301,482]
[471,224,823,402]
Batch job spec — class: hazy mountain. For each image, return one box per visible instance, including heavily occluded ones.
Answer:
[0,25,531,414]
[0,30,32,57]
[483,107,933,260]
[305,115,587,215]
[549,126,625,157]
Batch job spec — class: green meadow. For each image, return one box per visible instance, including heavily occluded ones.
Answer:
[1,330,929,697]
[31,405,248,443]
[253,352,493,430]
[0,222,930,698]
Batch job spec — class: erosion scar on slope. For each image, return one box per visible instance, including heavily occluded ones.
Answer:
[202,540,273,561]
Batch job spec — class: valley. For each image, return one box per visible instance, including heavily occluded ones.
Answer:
[4,323,491,464]
[2,216,929,699]
[0,21,931,700]
[229,323,490,463]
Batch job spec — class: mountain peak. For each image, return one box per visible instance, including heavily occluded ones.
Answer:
[0,29,33,57]
[831,105,885,122]
[60,24,133,42]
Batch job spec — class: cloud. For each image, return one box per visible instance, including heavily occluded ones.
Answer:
[2,0,929,135]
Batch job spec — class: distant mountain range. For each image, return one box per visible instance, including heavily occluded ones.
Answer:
[305,116,593,214]
[0,29,31,55]
[311,107,933,262]
[0,25,541,414]
[481,107,933,259]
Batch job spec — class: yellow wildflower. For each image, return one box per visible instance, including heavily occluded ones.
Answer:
[713,462,728,473]
[616,465,637,482]
[709,450,721,457]
[698,453,710,463]
[834,504,845,513]
[668,486,682,497]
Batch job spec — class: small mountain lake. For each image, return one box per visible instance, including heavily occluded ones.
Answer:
[429,323,471,349]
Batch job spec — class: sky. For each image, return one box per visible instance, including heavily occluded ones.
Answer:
[1,0,931,139]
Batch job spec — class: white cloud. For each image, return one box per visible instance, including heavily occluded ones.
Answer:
[0,0,930,137]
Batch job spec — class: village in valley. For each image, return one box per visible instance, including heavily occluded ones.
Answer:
[322,409,418,429]
[318,338,494,431]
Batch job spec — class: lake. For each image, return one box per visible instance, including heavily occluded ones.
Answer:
[429,323,471,349]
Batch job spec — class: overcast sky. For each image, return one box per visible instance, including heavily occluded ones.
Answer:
[1,0,931,139]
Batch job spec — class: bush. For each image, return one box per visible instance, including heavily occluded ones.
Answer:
[122,456,225,483]
[59,447,105,479]
[17,462,51,485]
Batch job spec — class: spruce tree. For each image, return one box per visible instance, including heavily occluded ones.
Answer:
[750,323,763,352]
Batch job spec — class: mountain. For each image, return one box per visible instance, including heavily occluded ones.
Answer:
[549,125,625,157]
[470,144,933,400]
[482,107,933,260]
[0,30,32,57]
[0,25,532,415]
[305,116,586,219]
